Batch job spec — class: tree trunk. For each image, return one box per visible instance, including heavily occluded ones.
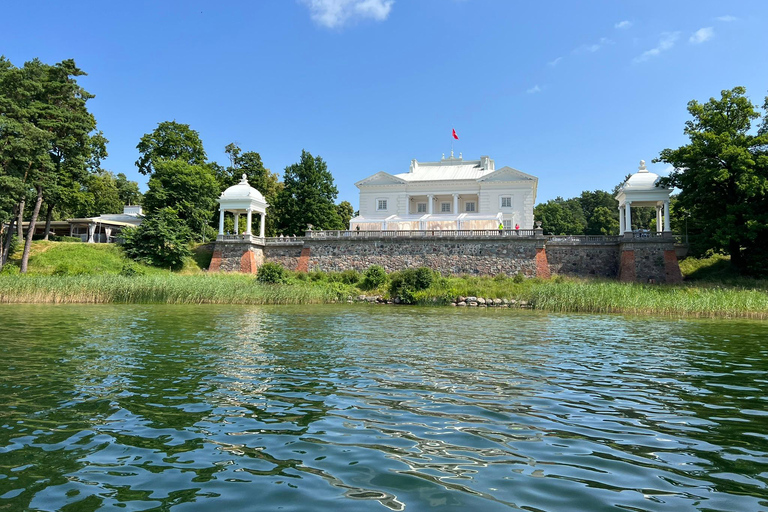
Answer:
[43,203,54,241]
[729,238,742,271]
[1,204,19,267]
[17,199,25,244]
[20,186,43,274]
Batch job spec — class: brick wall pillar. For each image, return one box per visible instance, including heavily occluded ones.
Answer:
[618,250,636,282]
[296,247,311,272]
[535,247,550,279]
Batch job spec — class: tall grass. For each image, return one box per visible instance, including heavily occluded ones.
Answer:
[0,274,352,305]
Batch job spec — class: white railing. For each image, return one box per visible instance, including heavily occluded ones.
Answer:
[216,234,264,244]
[265,236,305,245]
[547,235,622,243]
[307,229,539,239]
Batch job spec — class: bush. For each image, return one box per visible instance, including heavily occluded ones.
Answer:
[294,271,308,281]
[119,262,146,277]
[513,272,525,283]
[339,269,360,285]
[388,267,435,304]
[309,270,326,282]
[53,236,83,243]
[257,262,288,284]
[493,273,507,282]
[122,207,192,270]
[361,265,387,290]
[0,264,19,275]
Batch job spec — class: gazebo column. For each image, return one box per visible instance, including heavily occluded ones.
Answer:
[656,204,663,233]
[624,201,632,233]
[663,200,671,232]
[618,205,624,234]
[260,213,266,238]
[218,209,225,235]
[427,194,434,214]
[234,213,240,235]
[245,208,253,235]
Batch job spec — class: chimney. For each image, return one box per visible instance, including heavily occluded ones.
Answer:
[410,159,418,173]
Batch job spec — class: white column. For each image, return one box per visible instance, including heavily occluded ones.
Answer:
[219,209,225,235]
[453,193,459,214]
[87,223,95,243]
[405,194,409,214]
[260,213,266,238]
[427,194,434,214]
[234,213,240,235]
[245,209,253,235]
[625,202,632,233]
[656,204,662,233]
[618,206,624,234]
[664,200,671,232]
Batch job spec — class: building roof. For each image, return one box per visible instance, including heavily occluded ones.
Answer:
[220,174,266,203]
[621,161,662,191]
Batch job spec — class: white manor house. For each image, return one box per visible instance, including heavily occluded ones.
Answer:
[349,153,538,231]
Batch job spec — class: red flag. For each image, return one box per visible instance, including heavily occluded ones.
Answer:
[452,129,459,140]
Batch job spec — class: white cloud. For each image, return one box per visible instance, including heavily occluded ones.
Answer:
[615,20,632,29]
[548,57,563,67]
[574,37,613,54]
[690,27,714,44]
[633,32,680,63]
[526,85,542,94]
[301,0,394,29]
[716,15,737,22]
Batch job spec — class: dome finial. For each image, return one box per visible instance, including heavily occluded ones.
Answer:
[239,173,248,184]
[638,160,647,172]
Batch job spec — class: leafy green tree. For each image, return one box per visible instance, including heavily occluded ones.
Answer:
[0,58,101,272]
[274,150,343,235]
[135,121,206,175]
[579,190,619,234]
[142,159,219,241]
[657,86,768,272]
[85,171,124,216]
[115,172,142,205]
[220,143,282,236]
[336,201,354,230]
[122,207,191,270]
[534,197,587,234]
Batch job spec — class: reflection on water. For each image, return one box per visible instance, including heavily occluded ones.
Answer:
[0,304,767,511]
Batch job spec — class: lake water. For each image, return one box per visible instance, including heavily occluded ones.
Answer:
[0,305,767,511]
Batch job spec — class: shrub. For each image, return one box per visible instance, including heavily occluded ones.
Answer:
[494,273,507,282]
[513,272,525,283]
[388,267,434,304]
[257,262,288,284]
[361,265,387,289]
[120,262,146,277]
[294,271,308,281]
[0,264,19,275]
[339,269,360,285]
[122,207,192,270]
[309,270,326,282]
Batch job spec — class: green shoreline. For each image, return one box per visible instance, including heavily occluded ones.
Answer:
[2,273,767,319]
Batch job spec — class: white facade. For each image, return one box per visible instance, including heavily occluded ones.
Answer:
[350,154,538,231]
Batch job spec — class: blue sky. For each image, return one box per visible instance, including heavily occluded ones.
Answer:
[2,1,767,207]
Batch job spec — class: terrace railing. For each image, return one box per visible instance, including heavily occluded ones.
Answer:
[306,229,539,239]
[216,234,265,244]
[547,235,622,244]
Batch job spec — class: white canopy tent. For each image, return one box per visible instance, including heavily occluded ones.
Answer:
[349,212,504,231]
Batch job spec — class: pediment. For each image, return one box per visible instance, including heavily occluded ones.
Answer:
[355,171,407,187]
[477,166,537,182]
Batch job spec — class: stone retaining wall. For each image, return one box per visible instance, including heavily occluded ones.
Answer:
[305,238,543,276]
[546,243,619,278]
[263,244,303,272]
[210,241,264,273]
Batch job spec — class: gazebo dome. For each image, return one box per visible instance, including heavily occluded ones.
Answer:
[220,174,266,203]
[622,161,661,191]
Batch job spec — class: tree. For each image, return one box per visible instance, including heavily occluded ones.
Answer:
[273,150,343,235]
[0,58,101,272]
[336,201,354,230]
[657,87,768,273]
[533,197,587,235]
[135,121,206,175]
[115,172,142,205]
[579,190,619,234]
[122,207,191,270]
[220,143,282,236]
[142,159,219,241]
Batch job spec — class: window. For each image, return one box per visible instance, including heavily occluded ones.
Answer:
[441,202,451,213]
[503,220,512,229]
[465,201,476,212]
[377,199,388,211]
[417,203,427,213]
[500,196,512,208]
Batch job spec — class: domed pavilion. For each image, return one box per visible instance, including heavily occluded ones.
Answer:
[217,174,268,239]
[614,160,673,236]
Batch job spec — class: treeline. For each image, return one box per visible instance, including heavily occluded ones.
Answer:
[0,57,353,272]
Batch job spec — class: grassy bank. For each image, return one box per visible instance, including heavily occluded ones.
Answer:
[1,272,767,318]
[1,242,767,317]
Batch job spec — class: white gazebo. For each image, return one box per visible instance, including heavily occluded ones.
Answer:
[217,174,268,240]
[614,160,673,235]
